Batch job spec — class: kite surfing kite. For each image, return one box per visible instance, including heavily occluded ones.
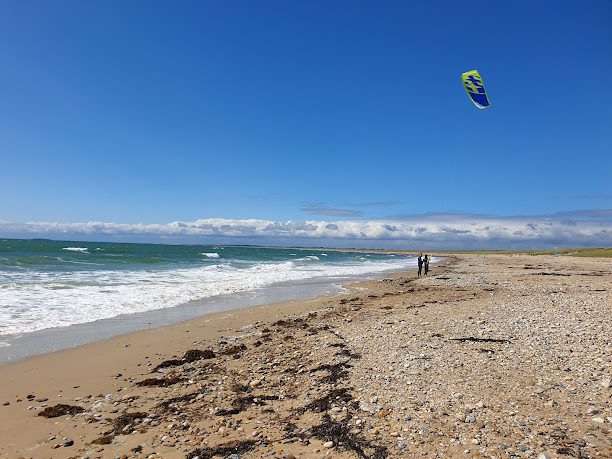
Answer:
[461,70,491,109]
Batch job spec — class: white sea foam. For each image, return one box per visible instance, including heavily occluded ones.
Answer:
[0,256,417,337]
[295,255,319,261]
[201,252,220,258]
[62,247,89,253]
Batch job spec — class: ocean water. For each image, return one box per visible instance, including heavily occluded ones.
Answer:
[0,239,416,341]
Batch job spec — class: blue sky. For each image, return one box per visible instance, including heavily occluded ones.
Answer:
[1,1,611,248]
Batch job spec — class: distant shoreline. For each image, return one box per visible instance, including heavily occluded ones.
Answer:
[1,236,609,257]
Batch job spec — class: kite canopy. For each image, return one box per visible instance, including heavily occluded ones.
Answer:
[461,70,491,109]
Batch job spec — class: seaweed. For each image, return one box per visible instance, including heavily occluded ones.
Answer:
[153,359,184,371]
[136,375,186,387]
[300,387,354,413]
[284,421,297,434]
[310,362,352,384]
[312,414,388,459]
[38,404,85,418]
[339,297,361,305]
[183,349,215,361]
[90,434,114,445]
[335,349,362,359]
[156,391,201,410]
[186,440,258,459]
[231,382,251,393]
[219,343,247,356]
[153,349,215,371]
[450,337,510,344]
[111,411,149,434]
[216,395,280,416]
[273,317,308,329]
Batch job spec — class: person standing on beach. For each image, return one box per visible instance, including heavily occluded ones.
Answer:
[424,255,430,276]
[417,253,423,277]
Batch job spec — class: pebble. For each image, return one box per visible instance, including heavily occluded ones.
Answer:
[323,441,334,448]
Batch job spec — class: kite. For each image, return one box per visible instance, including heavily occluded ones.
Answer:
[461,70,491,109]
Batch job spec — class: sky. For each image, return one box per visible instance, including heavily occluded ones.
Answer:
[1,1,611,248]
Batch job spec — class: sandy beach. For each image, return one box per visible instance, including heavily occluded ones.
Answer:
[0,254,610,459]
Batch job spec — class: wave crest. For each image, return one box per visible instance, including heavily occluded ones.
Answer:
[295,255,319,262]
[62,247,89,254]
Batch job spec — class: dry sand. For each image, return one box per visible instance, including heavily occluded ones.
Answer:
[0,254,610,459]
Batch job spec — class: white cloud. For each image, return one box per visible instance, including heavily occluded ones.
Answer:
[0,214,610,248]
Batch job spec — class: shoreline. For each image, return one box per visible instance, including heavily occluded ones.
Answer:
[1,254,609,458]
[0,276,345,366]
[0,259,423,366]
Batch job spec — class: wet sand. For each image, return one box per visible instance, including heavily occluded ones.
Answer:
[0,278,346,365]
[0,254,610,458]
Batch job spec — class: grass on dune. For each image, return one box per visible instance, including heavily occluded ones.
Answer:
[562,247,612,257]
[429,248,612,257]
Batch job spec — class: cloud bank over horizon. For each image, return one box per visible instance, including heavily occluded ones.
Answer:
[1,212,611,249]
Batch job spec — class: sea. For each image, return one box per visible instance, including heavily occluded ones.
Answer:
[0,239,417,361]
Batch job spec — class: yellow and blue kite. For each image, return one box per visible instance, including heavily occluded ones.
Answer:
[461,70,491,109]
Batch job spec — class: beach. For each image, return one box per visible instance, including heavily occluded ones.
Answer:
[0,254,610,458]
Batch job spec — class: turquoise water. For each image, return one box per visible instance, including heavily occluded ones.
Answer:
[0,239,416,338]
